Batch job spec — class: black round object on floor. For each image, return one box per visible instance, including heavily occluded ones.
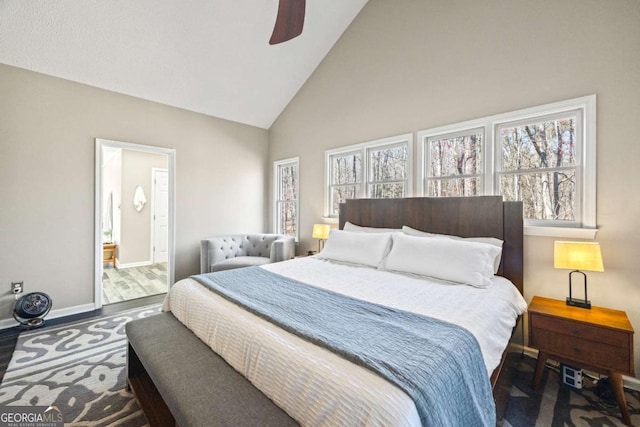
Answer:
[13,292,52,328]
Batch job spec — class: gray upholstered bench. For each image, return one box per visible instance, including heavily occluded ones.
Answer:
[126,312,298,427]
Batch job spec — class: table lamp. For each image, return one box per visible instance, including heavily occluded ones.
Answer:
[312,224,331,253]
[554,241,604,309]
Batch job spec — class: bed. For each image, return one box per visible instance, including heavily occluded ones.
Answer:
[126,196,526,426]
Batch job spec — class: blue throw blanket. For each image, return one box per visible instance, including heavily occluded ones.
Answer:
[192,267,495,426]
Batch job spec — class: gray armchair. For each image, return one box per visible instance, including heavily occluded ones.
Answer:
[200,234,295,273]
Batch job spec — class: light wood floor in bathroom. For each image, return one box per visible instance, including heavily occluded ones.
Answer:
[102,263,168,304]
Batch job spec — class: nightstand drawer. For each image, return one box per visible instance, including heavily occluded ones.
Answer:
[530,313,629,348]
[531,328,631,373]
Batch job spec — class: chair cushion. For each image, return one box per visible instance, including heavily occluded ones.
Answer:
[210,256,271,272]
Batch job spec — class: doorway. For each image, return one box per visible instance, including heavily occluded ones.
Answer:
[94,139,176,308]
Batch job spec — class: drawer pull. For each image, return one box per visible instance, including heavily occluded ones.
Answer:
[572,328,580,335]
[573,346,582,354]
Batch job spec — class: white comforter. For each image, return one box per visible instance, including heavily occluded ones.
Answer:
[163,257,527,426]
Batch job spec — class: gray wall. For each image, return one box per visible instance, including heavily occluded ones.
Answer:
[0,63,268,318]
[119,150,167,265]
[269,0,640,373]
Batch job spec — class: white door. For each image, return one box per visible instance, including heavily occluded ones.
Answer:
[152,169,169,263]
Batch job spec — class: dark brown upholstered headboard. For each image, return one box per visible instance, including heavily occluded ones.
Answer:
[338,196,523,294]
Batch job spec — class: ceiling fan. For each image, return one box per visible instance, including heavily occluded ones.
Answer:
[269,0,306,45]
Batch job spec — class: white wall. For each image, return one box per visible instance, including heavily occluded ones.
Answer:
[0,63,269,320]
[102,147,121,244]
[269,0,640,374]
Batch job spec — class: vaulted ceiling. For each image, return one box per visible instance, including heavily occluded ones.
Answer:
[0,0,368,129]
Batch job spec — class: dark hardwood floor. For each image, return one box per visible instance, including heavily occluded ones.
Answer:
[0,293,165,384]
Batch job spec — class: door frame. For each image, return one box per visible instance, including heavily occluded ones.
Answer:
[94,138,176,309]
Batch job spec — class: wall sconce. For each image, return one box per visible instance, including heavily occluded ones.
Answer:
[554,241,604,309]
[312,224,331,253]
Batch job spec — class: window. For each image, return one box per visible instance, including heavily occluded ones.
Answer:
[328,150,361,217]
[274,157,299,241]
[368,143,409,199]
[325,134,412,217]
[424,128,484,197]
[497,111,581,225]
[418,95,596,236]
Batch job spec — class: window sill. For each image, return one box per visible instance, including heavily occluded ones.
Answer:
[323,217,339,225]
[524,226,598,239]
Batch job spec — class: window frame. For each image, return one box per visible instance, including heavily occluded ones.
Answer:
[324,134,413,218]
[327,148,362,218]
[422,126,486,198]
[495,109,583,228]
[418,95,597,238]
[273,156,300,242]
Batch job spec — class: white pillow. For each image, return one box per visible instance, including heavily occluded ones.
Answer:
[344,221,402,233]
[401,225,503,273]
[317,229,393,268]
[380,233,498,288]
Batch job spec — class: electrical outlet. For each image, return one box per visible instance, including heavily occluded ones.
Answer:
[11,282,23,294]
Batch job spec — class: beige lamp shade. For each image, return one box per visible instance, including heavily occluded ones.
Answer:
[312,224,331,240]
[554,241,604,272]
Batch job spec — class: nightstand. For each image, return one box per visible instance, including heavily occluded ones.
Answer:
[528,296,635,425]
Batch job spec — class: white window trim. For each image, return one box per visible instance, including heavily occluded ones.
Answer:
[495,108,584,229]
[273,156,300,242]
[324,133,413,218]
[419,126,487,196]
[418,95,597,238]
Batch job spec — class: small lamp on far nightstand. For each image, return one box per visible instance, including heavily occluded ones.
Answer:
[312,224,331,253]
[554,241,604,309]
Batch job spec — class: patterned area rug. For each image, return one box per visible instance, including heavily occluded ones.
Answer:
[504,354,640,426]
[0,305,161,426]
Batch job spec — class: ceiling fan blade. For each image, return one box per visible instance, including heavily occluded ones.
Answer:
[269,0,306,45]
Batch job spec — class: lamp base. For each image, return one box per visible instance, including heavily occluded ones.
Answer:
[566,297,591,309]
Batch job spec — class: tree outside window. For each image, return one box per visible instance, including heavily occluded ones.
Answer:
[498,113,579,223]
[425,130,483,197]
[274,158,299,240]
[329,151,361,216]
[368,144,408,199]
[326,135,412,217]
[418,95,595,232]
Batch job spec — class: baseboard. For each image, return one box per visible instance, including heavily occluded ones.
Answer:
[625,375,640,392]
[520,345,640,392]
[116,260,152,269]
[0,302,96,330]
